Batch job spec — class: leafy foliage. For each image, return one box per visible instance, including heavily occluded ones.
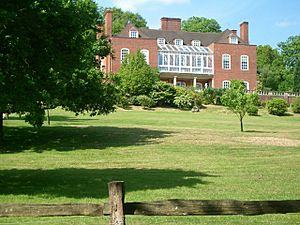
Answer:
[100,7,147,35]
[256,45,285,91]
[257,36,300,92]
[221,80,259,131]
[246,105,259,116]
[246,93,261,116]
[0,0,117,132]
[116,51,159,97]
[182,16,221,33]
[150,81,176,107]
[266,98,289,116]
[291,97,300,113]
[278,35,300,92]
[202,88,225,105]
[174,87,202,110]
[136,95,156,109]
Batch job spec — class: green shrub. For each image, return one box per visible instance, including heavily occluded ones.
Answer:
[247,105,259,116]
[189,91,203,108]
[136,95,156,109]
[173,87,203,110]
[117,96,130,109]
[266,98,289,116]
[248,92,261,107]
[151,81,176,107]
[202,88,225,105]
[128,96,139,105]
[174,95,193,109]
[291,97,300,113]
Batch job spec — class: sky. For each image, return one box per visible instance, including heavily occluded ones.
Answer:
[95,0,300,48]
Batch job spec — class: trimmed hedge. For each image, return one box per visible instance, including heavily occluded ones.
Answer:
[266,98,289,116]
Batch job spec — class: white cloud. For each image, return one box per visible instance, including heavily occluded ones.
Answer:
[275,20,298,28]
[112,0,190,12]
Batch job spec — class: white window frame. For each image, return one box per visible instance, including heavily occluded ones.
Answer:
[222,80,231,89]
[222,54,231,70]
[157,38,166,45]
[141,49,149,64]
[129,30,138,38]
[174,39,183,45]
[243,81,249,90]
[120,48,130,62]
[192,40,201,47]
[229,36,238,44]
[241,55,249,71]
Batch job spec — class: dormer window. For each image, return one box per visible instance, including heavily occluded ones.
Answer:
[129,30,138,38]
[192,40,201,47]
[174,39,183,45]
[229,36,238,44]
[157,38,165,45]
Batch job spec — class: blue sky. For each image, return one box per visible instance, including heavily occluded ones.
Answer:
[95,0,300,48]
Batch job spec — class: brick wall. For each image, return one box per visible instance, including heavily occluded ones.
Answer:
[160,17,181,31]
[210,43,257,90]
[110,37,158,73]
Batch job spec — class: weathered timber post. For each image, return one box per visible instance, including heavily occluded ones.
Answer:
[108,181,125,225]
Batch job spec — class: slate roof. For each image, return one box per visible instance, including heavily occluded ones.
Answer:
[115,23,248,46]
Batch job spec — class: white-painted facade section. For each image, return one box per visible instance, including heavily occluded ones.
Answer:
[157,44,214,75]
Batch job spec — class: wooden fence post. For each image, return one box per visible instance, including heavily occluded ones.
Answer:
[108,181,125,225]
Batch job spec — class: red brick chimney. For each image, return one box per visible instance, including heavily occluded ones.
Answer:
[240,21,249,44]
[161,17,181,31]
[105,10,113,37]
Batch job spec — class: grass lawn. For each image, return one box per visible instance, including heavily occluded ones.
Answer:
[1,106,300,224]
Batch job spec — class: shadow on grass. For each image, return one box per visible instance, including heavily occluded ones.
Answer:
[4,115,98,122]
[244,130,277,133]
[1,126,171,153]
[0,168,215,200]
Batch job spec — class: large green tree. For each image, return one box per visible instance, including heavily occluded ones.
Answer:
[221,80,259,132]
[0,0,117,137]
[99,7,147,35]
[257,36,300,92]
[256,45,285,91]
[117,51,159,97]
[278,35,300,92]
[182,16,221,33]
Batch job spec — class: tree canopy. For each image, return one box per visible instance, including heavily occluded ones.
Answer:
[278,35,300,92]
[99,7,147,35]
[256,45,285,91]
[182,16,221,33]
[116,51,159,97]
[0,0,117,136]
[221,80,259,132]
[257,35,300,92]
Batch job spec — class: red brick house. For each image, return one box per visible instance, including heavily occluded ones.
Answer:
[102,10,257,90]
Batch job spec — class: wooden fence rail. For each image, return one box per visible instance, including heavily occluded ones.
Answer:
[1,200,300,218]
[0,203,103,217]
[1,181,300,225]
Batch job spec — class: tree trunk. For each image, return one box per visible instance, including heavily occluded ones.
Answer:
[47,109,51,125]
[240,117,244,132]
[0,112,3,140]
